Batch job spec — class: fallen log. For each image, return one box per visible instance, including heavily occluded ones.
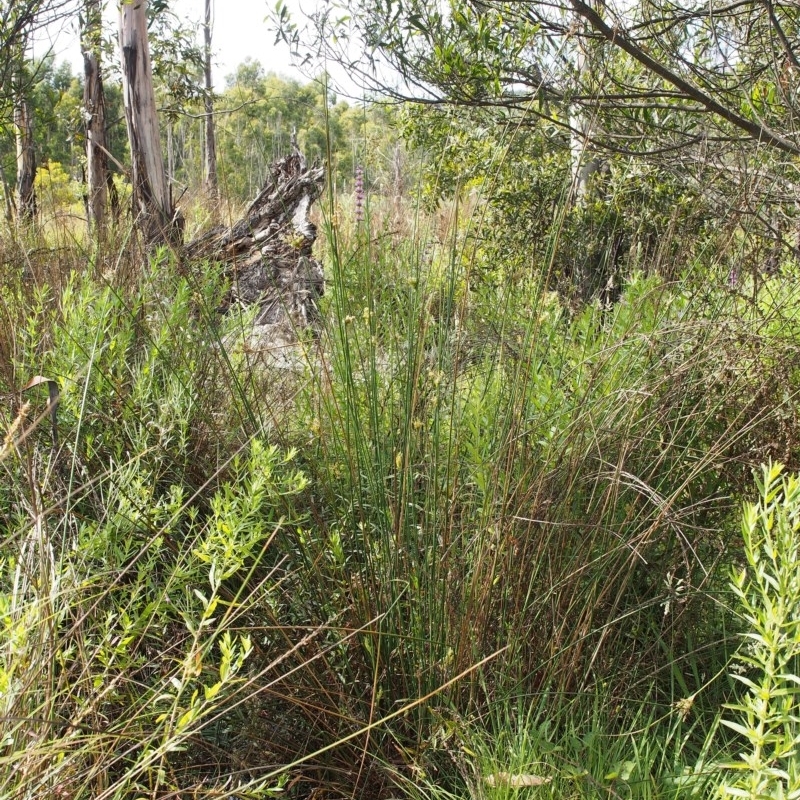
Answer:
[184,142,325,332]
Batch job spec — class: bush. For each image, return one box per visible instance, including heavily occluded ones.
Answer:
[719,463,800,799]
[0,254,312,798]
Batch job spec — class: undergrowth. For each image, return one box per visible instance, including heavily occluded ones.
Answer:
[1,186,800,798]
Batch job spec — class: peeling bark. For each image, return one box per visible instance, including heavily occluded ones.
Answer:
[14,94,35,220]
[119,0,181,248]
[82,0,107,233]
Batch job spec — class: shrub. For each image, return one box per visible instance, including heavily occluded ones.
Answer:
[719,463,800,799]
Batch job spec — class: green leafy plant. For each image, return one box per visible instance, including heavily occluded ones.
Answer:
[720,463,800,799]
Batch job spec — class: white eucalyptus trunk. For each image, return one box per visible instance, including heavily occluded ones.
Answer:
[568,24,603,204]
[203,0,218,201]
[119,0,179,246]
[14,94,35,220]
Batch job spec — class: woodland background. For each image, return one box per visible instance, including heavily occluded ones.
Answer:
[3,1,800,799]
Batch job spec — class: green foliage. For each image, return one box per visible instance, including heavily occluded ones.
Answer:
[284,0,797,297]
[402,691,719,800]
[719,464,800,799]
[148,2,206,119]
[34,160,82,216]
[0,434,301,797]
[185,67,402,202]
[0,253,310,797]
[400,101,719,305]
[214,67,336,199]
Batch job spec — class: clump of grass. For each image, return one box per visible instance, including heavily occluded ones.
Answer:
[299,196,795,696]
[396,689,721,800]
[0,234,320,796]
[274,178,800,791]
[0,428,312,798]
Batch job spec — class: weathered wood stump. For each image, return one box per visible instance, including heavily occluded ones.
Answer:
[184,144,326,333]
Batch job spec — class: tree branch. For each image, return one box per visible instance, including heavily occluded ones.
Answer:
[569,0,800,155]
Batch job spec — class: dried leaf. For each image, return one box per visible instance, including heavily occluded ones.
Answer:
[22,375,53,391]
[484,772,552,788]
[21,375,60,450]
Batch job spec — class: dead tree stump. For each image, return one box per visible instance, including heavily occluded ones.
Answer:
[184,145,326,335]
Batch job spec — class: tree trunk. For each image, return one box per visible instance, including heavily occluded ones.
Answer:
[184,146,325,334]
[82,0,107,234]
[203,0,218,202]
[119,0,181,248]
[14,93,36,221]
[568,26,598,205]
[167,119,174,184]
[0,160,14,221]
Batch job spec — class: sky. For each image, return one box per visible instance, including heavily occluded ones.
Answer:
[35,0,318,90]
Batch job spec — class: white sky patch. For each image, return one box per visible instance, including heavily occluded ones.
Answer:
[35,0,318,88]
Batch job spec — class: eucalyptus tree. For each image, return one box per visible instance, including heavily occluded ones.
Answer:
[81,0,107,232]
[14,58,36,219]
[203,0,218,202]
[119,0,180,247]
